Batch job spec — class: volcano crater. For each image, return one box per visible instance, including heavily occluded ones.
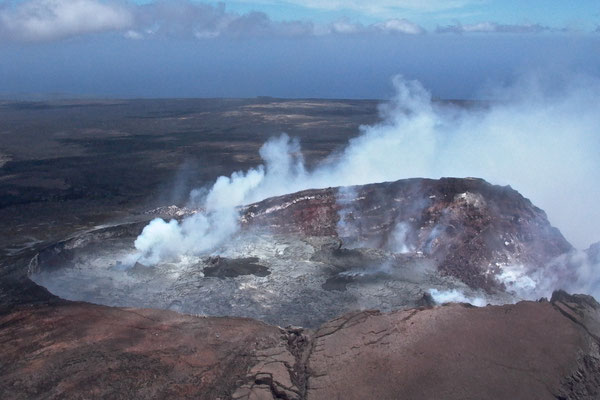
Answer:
[29,177,570,328]
[30,223,471,328]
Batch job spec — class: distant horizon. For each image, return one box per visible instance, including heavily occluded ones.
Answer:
[0,93,385,101]
[0,93,500,104]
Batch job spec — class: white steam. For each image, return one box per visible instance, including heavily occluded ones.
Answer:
[134,210,238,265]
[134,134,307,265]
[429,289,487,307]
[388,222,414,254]
[495,264,538,299]
[505,250,600,301]
[134,74,600,300]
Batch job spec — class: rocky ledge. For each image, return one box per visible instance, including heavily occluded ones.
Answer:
[1,292,599,399]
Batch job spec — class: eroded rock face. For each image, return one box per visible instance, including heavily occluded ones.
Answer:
[304,295,600,400]
[241,177,572,291]
[2,293,600,400]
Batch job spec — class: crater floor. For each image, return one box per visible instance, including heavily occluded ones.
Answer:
[31,226,509,327]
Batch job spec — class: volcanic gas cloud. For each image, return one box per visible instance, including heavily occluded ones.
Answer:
[128,75,600,304]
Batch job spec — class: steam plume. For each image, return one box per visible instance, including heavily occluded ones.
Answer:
[135,74,600,299]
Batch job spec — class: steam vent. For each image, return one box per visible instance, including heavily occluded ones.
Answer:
[2,177,600,399]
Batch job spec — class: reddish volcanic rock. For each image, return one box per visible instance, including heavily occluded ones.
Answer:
[241,178,572,291]
[2,293,599,400]
[305,294,600,400]
[0,303,286,400]
[241,187,340,237]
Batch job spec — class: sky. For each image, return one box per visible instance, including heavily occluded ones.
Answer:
[0,0,599,99]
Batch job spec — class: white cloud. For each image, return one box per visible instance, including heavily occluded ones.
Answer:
[330,18,363,34]
[0,0,133,41]
[0,0,576,41]
[373,18,425,34]
[0,0,318,41]
[131,2,425,39]
[123,29,142,39]
[322,18,426,35]
[437,21,551,34]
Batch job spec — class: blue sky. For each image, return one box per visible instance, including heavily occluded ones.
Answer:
[130,0,600,31]
[0,0,599,99]
[217,0,600,30]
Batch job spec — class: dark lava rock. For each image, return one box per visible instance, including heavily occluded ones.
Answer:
[202,256,270,278]
[311,246,382,270]
[321,275,354,291]
[127,262,153,276]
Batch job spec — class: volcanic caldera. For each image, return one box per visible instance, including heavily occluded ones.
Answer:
[29,177,577,328]
[3,176,600,400]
